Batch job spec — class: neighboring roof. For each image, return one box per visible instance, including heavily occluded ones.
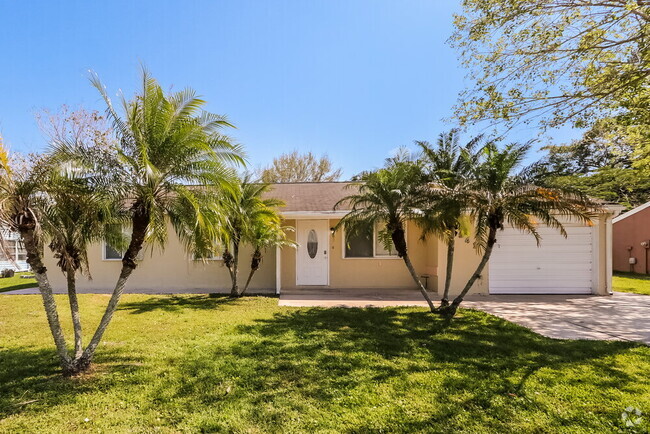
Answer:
[265,182,356,213]
[613,201,650,223]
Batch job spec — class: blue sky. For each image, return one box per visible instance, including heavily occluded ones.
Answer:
[0,1,577,178]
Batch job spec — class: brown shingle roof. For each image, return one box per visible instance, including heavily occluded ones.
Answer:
[264,182,357,212]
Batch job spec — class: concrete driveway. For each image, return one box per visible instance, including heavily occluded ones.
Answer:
[463,292,649,344]
[279,289,650,345]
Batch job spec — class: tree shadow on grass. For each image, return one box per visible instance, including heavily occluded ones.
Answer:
[117,294,261,314]
[0,346,145,420]
[154,307,645,432]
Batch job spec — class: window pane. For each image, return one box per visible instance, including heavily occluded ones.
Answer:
[345,225,373,258]
[16,240,26,261]
[375,222,397,256]
[307,230,318,259]
[0,240,15,260]
[105,224,127,260]
[105,243,122,260]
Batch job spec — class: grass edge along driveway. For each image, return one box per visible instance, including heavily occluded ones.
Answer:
[0,272,36,293]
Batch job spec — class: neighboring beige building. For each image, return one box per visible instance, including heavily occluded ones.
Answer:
[43,182,621,296]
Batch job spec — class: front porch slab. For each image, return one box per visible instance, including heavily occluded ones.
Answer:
[278,288,430,308]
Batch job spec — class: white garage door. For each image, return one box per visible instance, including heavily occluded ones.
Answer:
[489,224,596,294]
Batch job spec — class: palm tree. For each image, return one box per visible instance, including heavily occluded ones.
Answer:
[241,205,295,296]
[40,170,125,360]
[54,69,243,373]
[0,142,74,372]
[335,162,437,312]
[218,176,285,297]
[443,142,599,315]
[416,130,481,307]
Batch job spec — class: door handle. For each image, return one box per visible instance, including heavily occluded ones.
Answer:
[324,250,327,255]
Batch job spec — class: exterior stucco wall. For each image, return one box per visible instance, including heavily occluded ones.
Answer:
[42,222,276,293]
[435,234,489,296]
[280,219,297,290]
[279,219,438,291]
[613,208,650,273]
[40,213,614,296]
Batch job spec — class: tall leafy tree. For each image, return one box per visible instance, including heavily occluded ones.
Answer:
[543,119,650,208]
[452,1,650,129]
[335,163,436,312]
[416,130,480,307]
[218,176,284,297]
[52,69,243,373]
[259,151,342,183]
[35,105,113,152]
[544,119,635,175]
[444,142,598,316]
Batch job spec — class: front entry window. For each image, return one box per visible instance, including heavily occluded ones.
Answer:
[307,229,318,258]
[344,222,400,258]
[344,223,373,258]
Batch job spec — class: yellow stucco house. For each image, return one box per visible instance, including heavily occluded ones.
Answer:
[43,182,620,296]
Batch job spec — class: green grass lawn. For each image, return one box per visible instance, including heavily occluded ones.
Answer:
[614,271,650,296]
[0,272,36,293]
[0,295,648,432]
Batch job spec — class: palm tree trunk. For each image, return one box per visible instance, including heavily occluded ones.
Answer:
[241,269,255,296]
[75,210,148,373]
[390,225,436,312]
[446,226,498,316]
[66,266,83,359]
[390,223,436,312]
[223,248,235,291]
[20,227,72,371]
[402,253,436,312]
[33,272,73,369]
[76,265,134,371]
[241,248,262,296]
[229,242,240,297]
[440,239,455,307]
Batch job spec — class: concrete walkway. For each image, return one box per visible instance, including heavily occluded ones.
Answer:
[279,288,650,345]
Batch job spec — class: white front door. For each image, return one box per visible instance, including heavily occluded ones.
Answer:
[296,219,329,286]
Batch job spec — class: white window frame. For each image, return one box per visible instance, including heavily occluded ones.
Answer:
[341,223,403,260]
[101,226,143,262]
[102,239,124,261]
